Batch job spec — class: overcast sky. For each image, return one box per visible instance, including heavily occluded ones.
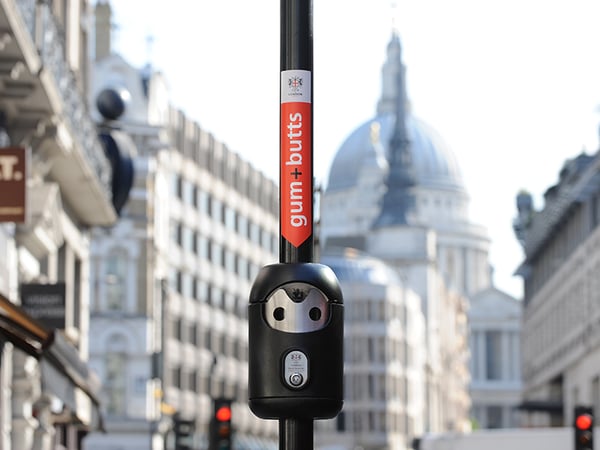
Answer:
[108,0,600,299]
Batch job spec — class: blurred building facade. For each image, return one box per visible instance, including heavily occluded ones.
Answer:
[0,0,119,449]
[317,31,492,449]
[84,3,278,449]
[514,151,600,427]
[468,286,522,429]
[317,250,427,450]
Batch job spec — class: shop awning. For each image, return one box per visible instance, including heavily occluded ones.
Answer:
[517,400,564,414]
[0,293,104,430]
[0,291,48,356]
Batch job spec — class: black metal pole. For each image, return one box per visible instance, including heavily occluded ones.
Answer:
[280,0,314,264]
[279,418,313,450]
[279,1,315,449]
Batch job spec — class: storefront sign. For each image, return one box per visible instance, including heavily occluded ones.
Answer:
[20,282,66,331]
[0,147,26,223]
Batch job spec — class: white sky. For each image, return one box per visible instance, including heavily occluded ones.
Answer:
[109,0,600,299]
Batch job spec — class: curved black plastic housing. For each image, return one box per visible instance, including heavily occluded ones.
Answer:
[249,263,343,305]
[98,130,134,215]
[248,263,344,420]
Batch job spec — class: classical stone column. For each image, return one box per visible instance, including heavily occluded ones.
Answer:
[0,341,12,450]
[32,395,55,450]
[11,350,40,450]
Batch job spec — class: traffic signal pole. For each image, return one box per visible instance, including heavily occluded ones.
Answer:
[248,2,344,450]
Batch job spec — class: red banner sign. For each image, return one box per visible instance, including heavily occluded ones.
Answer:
[0,147,26,223]
[281,70,312,248]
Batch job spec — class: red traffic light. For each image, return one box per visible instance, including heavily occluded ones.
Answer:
[577,414,593,430]
[215,406,232,422]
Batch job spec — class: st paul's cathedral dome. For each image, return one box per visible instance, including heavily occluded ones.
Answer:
[321,32,475,245]
[320,31,490,297]
[328,113,464,194]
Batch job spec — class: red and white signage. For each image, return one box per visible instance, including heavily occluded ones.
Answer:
[0,147,26,223]
[280,70,312,248]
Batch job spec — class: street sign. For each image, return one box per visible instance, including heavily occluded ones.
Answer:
[0,147,26,223]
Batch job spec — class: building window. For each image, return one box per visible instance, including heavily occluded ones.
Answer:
[485,331,503,380]
[181,272,193,299]
[212,198,223,223]
[173,222,183,247]
[105,352,127,415]
[199,236,209,260]
[175,270,183,294]
[211,242,222,266]
[171,366,182,389]
[224,249,235,272]
[134,376,146,395]
[238,297,248,320]
[204,329,212,351]
[189,323,198,345]
[210,286,223,308]
[196,279,208,302]
[200,191,210,216]
[248,263,258,281]
[237,215,248,237]
[174,318,183,341]
[368,374,375,398]
[182,179,194,205]
[486,405,503,429]
[235,338,248,361]
[250,221,260,244]
[237,256,248,280]
[105,334,128,416]
[211,331,222,354]
[353,412,361,432]
[170,173,182,198]
[182,226,193,252]
[105,248,128,311]
[197,373,208,395]
[192,186,199,208]
[260,229,271,250]
[378,373,386,399]
[225,206,236,230]
[188,370,198,392]
[223,292,235,313]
